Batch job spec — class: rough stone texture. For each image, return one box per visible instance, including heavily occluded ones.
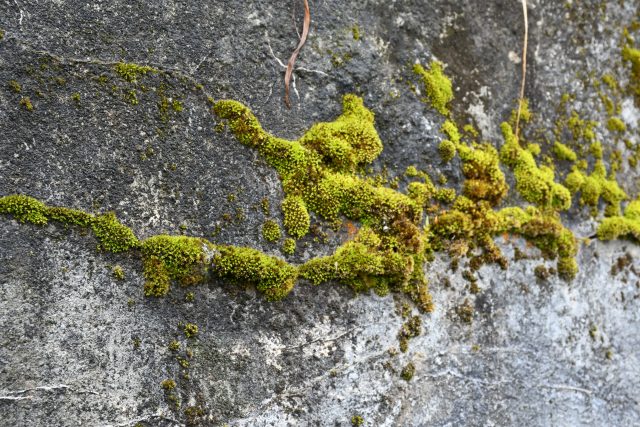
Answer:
[1,0,639,426]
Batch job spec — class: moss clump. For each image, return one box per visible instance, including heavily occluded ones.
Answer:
[456,299,474,323]
[352,25,361,41]
[114,62,157,83]
[597,198,640,241]
[400,362,416,381]
[19,97,33,111]
[500,123,571,210]
[413,60,454,115]
[606,117,626,133]
[438,139,456,162]
[141,235,210,296]
[92,213,139,253]
[442,120,507,206]
[282,238,296,255]
[161,379,176,390]
[622,44,640,102]
[300,227,432,311]
[112,265,125,280]
[552,141,577,162]
[282,197,310,238]
[351,415,364,426]
[262,219,281,242]
[564,162,627,216]
[398,315,422,353]
[214,95,428,307]
[527,143,541,157]
[8,80,21,93]
[184,323,198,338]
[0,194,48,225]
[212,246,298,301]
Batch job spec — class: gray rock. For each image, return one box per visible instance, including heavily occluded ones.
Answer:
[1,0,639,426]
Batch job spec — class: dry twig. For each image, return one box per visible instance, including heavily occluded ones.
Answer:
[515,0,528,139]
[285,0,310,108]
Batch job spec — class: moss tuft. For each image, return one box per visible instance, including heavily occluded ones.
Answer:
[212,246,298,301]
[438,139,456,162]
[141,235,210,296]
[114,62,157,83]
[0,195,48,225]
[597,198,640,241]
[606,117,626,132]
[413,60,454,116]
[282,238,296,255]
[262,219,282,242]
[92,213,140,253]
[500,123,571,210]
[282,197,310,238]
[552,141,577,162]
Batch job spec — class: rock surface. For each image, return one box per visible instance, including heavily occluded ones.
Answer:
[1,0,640,426]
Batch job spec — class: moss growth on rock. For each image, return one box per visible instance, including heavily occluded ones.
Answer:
[413,60,454,116]
[597,198,640,241]
[282,238,296,255]
[553,141,577,162]
[282,197,310,238]
[212,246,298,301]
[500,123,571,210]
[141,235,210,296]
[92,213,139,253]
[262,219,281,242]
[438,139,456,162]
[114,62,157,83]
[606,117,626,133]
[400,362,416,381]
[0,194,49,225]
[564,161,627,216]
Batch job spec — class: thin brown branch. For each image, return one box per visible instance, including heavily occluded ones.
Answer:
[515,0,528,139]
[284,0,310,108]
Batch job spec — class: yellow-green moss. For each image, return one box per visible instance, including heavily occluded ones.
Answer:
[300,227,432,311]
[112,265,125,280]
[262,219,281,242]
[351,415,364,426]
[400,362,415,381]
[0,195,49,225]
[161,379,176,390]
[606,117,626,132]
[114,62,157,83]
[141,235,210,296]
[413,60,454,116]
[8,80,21,93]
[526,143,541,157]
[212,246,298,301]
[553,141,577,162]
[564,162,627,216]
[500,123,571,210]
[19,97,33,111]
[283,238,296,255]
[92,212,139,252]
[184,323,198,338]
[438,139,456,162]
[622,44,640,101]
[352,25,361,41]
[597,198,640,241]
[282,196,310,238]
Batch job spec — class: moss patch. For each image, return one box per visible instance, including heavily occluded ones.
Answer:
[413,60,454,116]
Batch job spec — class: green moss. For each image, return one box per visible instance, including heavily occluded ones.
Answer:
[282,197,310,238]
[563,162,627,215]
[212,246,298,301]
[413,60,454,116]
[161,379,176,390]
[553,141,577,162]
[92,213,139,252]
[262,219,281,242]
[438,139,456,162]
[0,195,48,225]
[526,143,541,157]
[283,238,296,255]
[352,25,361,41]
[19,97,33,111]
[114,62,157,83]
[8,80,21,93]
[141,235,210,296]
[112,265,125,280]
[172,100,184,112]
[597,198,640,241]
[606,117,626,132]
[71,92,81,103]
[184,323,198,338]
[567,111,598,143]
[500,123,571,210]
[509,98,532,126]
[622,44,640,101]
[400,362,415,381]
[168,340,180,351]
